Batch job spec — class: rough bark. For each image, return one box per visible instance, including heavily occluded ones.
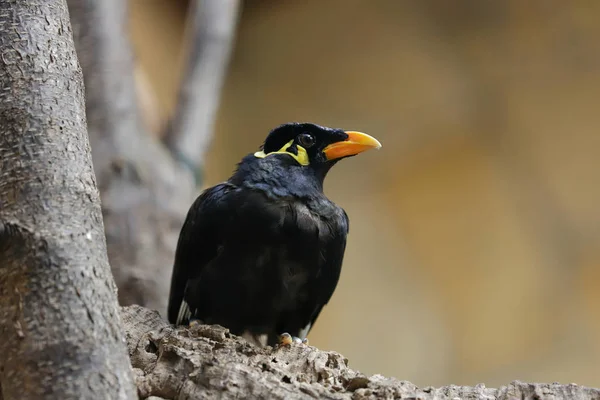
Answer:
[164,0,241,174]
[66,0,196,315]
[123,305,600,400]
[0,1,136,398]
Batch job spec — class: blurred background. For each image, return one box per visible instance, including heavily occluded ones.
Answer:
[128,0,600,389]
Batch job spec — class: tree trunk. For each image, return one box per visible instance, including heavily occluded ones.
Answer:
[0,1,137,398]
[67,0,197,316]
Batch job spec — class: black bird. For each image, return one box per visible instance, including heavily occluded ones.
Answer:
[167,122,381,347]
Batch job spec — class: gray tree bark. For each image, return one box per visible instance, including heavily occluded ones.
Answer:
[123,305,600,400]
[0,0,137,398]
[67,0,242,317]
[67,0,197,315]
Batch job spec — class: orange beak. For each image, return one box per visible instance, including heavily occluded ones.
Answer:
[323,131,382,161]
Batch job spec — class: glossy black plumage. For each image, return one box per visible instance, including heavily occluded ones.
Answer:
[167,122,379,346]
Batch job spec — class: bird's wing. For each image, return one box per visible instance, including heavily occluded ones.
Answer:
[167,183,236,325]
[307,209,350,332]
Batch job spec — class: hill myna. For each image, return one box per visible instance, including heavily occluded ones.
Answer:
[167,122,381,347]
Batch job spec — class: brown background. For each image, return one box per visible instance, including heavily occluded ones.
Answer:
[128,0,600,388]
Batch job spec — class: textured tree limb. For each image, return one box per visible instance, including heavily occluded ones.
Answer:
[67,0,197,315]
[0,0,136,397]
[164,0,241,175]
[122,306,600,400]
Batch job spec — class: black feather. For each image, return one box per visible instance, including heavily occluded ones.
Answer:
[168,123,352,346]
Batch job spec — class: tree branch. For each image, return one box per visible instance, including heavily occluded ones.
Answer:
[122,305,600,400]
[0,1,136,397]
[67,0,197,315]
[164,0,241,176]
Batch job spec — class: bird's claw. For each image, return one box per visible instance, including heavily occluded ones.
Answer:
[279,332,293,346]
[278,332,309,347]
[189,318,201,328]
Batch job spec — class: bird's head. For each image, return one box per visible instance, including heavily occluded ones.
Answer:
[254,122,381,179]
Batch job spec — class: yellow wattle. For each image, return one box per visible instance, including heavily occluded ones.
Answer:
[254,140,310,166]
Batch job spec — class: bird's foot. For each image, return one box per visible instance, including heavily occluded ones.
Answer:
[189,318,202,328]
[278,332,309,346]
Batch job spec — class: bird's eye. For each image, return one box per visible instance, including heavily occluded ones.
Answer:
[298,133,316,148]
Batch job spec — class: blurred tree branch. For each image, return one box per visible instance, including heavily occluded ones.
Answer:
[164,0,241,176]
[66,0,239,315]
[0,0,136,397]
[123,305,600,400]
